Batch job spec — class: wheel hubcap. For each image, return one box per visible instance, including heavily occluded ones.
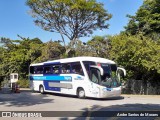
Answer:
[40,87,43,93]
[79,90,84,97]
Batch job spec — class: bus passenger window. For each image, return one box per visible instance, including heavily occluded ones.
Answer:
[71,62,84,76]
[61,63,71,74]
[30,66,34,74]
[53,65,60,74]
[82,61,96,76]
[44,66,51,74]
[36,67,43,74]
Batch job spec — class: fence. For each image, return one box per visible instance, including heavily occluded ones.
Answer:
[122,79,160,95]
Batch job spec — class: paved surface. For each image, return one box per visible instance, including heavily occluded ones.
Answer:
[0,88,160,120]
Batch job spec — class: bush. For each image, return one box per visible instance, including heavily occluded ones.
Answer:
[17,79,29,88]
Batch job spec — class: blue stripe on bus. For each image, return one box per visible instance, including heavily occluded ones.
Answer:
[30,76,72,81]
[44,81,61,92]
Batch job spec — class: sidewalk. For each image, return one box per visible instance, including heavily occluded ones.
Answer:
[18,88,32,92]
[0,87,31,94]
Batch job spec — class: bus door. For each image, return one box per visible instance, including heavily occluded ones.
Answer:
[89,66,103,97]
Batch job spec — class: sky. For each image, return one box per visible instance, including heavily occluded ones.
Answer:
[0,0,143,43]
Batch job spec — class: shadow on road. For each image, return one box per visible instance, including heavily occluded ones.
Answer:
[0,88,54,107]
[46,92,124,101]
[86,96,124,101]
[46,92,78,99]
[59,104,160,120]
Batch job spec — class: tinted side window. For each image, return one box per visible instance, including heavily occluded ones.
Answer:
[71,62,84,76]
[61,63,71,74]
[44,66,52,74]
[30,66,41,74]
[36,66,43,74]
[30,66,34,74]
[52,65,60,74]
[83,61,96,70]
[82,61,96,75]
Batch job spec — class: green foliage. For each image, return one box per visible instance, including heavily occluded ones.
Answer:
[17,79,30,88]
[125,0,160,40]
[73,34,160,83]
[1,0,160,90]
[73,36,111,58]
[121,0,160,82]
[36,40,65,62]
[74,40,92,57]
[0,36,67,81]
[109,34,160,80]
[87,36,110,58]
[26,0,111,55]
[121,0,160,86]
[0,37,44,80]
[74,36,110,58]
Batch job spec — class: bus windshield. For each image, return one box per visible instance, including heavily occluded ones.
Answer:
[89,63,120,88]
[100,63,120,88]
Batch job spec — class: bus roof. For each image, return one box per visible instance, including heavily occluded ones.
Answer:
[30,56,115,66]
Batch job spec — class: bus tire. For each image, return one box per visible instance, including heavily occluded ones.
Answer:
[39,85,44,94]
[77,88,85,99]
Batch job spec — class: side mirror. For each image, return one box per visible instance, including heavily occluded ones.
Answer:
[117,67,126,80]
[90,65,104,76]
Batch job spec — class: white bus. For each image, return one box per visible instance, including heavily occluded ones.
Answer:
[29,57,126,98]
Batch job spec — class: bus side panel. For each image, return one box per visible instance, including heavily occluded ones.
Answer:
[60,74,91,96]
[59,81,76,95]
[31,80,44,91]
[43,80,61,92]
[30,74,44,91]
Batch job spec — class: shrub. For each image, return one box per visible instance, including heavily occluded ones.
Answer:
[17,79,29,88]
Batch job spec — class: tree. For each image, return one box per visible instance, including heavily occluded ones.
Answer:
[26,0,111,55]
[73,40,92,56]
[87,36,110,58]
[125,0,160,40]
[37,40,65,62]
[109,33,160,94]
[0,36,44,80]
[0,47,6,79]
[109,34,160,81]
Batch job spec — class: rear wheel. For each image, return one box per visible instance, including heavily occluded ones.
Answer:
[39,85,44,94]
[77,88,85,99]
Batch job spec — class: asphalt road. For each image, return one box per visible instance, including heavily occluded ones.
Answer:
[0,88,160,120]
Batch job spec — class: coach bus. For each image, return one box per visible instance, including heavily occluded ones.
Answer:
[29,57,126,98]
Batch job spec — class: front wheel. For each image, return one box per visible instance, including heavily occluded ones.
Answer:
[77,88,85,99]
[39,85,44,94]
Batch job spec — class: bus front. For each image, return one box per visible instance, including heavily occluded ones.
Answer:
[89,63,126,98]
